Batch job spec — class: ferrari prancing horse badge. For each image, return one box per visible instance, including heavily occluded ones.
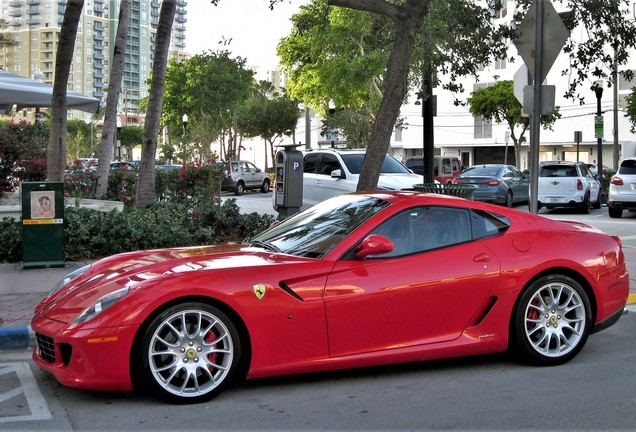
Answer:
[253,283,267,300]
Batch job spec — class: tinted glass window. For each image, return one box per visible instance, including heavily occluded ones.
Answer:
[470,210,510,239]
[341,154,411,174]
[304,153,320,174]
[317,154,342,175]
[619,159,636,175]
[540,165,577,177]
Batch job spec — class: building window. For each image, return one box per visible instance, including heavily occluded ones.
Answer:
[394,126,403,142]
[474,117,493,139]
[496,0,508,19]
[495,56,506,70]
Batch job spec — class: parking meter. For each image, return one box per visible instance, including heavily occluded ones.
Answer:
[275,145,303,217]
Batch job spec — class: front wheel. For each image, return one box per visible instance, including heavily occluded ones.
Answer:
[510,275,591,366]
[234,182,245,196]
[135,302,242,403]
[261,179,270,193]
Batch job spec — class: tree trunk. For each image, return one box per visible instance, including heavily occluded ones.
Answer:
[95,0,130,198]
[328,0,428,191]
[46,0,84,181]
[135,0,177,207]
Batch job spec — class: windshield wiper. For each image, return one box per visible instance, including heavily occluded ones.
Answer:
[249,240,281,253]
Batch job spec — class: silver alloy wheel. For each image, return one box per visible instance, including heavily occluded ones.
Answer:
[148,309,234,398]
[523,282,586,358]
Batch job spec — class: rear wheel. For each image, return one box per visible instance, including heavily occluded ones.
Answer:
[135,302,242,403]
[511,275,591,366]
[608,206,623,218]
[505,190,513,208]
[579,194,591,214]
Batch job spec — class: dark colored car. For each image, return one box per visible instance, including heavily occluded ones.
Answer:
[452,164,530,207]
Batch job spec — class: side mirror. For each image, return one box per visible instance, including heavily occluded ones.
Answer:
[331,169,344,179]
[355,234,394,259]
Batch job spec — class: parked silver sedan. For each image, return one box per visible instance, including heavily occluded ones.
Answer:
[452,164,530,207]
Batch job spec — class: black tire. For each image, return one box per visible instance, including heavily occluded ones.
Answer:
[579,194,591,214]
[592,190,602,209]
[608,206,623,218]
[234,182,244,196]
[261,179,270,193]
[510,275,591,366]
[134,302,242,404]
[505,190,513,208]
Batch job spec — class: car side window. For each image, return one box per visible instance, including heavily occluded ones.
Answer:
[317,154,342,176]
[369,206,472,258]
[470,209,510,239]
[304,153,320,174]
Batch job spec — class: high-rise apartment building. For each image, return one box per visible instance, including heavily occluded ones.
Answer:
[0,0,188,123]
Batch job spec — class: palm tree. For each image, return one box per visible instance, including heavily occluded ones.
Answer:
[135,0,177,207]
[95,0,131,198]
[46,0,84,181]
[0,19,17,48]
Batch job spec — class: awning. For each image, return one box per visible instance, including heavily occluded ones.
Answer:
[0,69,100,114]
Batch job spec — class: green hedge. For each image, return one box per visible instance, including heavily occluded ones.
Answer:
[0,199,275,263]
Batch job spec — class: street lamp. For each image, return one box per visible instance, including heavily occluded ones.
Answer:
[592,80,604,188]
[182,113,188,136]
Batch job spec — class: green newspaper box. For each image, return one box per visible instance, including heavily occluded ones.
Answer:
[21,181,65,268]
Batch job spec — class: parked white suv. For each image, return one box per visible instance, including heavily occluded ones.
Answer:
[537,161,601,214]
[608,157,636,218]
[275,148,423,211]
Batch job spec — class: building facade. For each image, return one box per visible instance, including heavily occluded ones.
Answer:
[0,0,188,124]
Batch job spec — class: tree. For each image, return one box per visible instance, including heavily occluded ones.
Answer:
[237,91,301,169]
[320,108,373,148]
[162,50,255,162]
[274,0,636,191]
[0,19,17,48]
[135,0,177,207]
[466,81,561,167]
[119,125,143,160]
[46,0,84,182]
[95,0,130,198]
[625,87,636,134]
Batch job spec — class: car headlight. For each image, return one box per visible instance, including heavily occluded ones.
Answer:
[72,286,129,324]
[48,264,92,297]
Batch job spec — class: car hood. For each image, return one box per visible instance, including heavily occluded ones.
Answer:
[37,244,309,324]
[376,173,423,190]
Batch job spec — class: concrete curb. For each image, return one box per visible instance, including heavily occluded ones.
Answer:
[0,325,34,350]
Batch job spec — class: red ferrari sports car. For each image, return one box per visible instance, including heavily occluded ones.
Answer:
[32,192,629,403]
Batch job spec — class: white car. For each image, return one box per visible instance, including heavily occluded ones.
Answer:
[275,148,423,211]
[608,157,636,218]
[537,161,602,214]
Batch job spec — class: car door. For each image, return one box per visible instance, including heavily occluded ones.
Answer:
[312,153,357,204]
[302,153,321,207]
[323,206,502,357]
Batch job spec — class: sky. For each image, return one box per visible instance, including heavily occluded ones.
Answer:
[185,0,309,79]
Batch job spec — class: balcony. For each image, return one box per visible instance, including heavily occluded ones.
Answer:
[27,8,40,15]
[93,81,104,88]
[175,16,187,23]
[27,0,41,4]
[94,23,104,32]
[57,0,67,4]
[27,17,41,25]
[151,1,160,7]
[93,43,104,51]
[93,52,104,60]
[93,71,104,79]
[177,0,187,6]
[93,63,104,69]
[94,0,104,3]
[9,9,21,17]
[94,6,104,13]
[93,34,104,41]
[93,90,104,98]
[9,0,21,6]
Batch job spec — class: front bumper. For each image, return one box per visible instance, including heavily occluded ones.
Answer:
[31,313,139,392]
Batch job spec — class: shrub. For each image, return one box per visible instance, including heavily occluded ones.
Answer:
[0,199,276,263]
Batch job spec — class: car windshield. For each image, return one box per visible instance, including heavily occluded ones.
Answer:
[461,166,501,177]
[250,194,390,258]
[341,154,411,174]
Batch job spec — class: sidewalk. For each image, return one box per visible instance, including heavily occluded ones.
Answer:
[2,251,636,350]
